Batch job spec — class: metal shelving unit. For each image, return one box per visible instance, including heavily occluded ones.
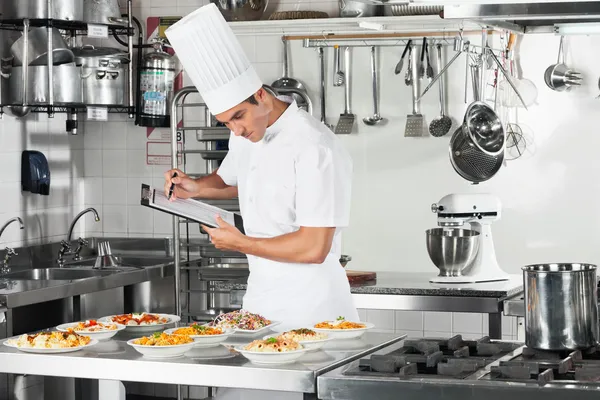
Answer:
[0,0,135,119]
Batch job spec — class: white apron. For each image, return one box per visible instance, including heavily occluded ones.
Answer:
[215,99,358,400]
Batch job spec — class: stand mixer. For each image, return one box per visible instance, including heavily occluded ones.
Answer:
[428,193,509,284]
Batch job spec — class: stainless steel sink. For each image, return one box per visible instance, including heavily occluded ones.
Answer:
[3,268,118,281]
[64,256,174,268]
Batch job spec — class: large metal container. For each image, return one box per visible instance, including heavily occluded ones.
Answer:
[83,0,126,25]
[523,263,599,350]
[3,65,83,105]
[10,28,74,67]
[1,0,84,21]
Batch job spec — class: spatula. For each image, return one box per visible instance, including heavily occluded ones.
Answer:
[405,44,425,137]
[335,47,355,135]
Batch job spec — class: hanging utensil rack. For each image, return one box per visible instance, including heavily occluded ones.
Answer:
[0,0,135,118]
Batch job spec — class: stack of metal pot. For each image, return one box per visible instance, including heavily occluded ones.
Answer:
[523,263,599,350]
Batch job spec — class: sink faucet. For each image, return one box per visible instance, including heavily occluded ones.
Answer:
[58,208,100,266]
[0,217,24,275]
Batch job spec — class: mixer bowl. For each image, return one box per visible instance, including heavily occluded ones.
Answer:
[426,228,480,277]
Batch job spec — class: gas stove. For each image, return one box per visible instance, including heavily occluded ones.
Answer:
[318,335,600,400]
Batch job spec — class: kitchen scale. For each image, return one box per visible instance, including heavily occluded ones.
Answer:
[429,193,509,284]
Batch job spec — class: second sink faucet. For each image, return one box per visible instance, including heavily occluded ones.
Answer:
[0,217,24,275]
[58,208,101,266]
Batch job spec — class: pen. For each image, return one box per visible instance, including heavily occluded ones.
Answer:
[168,172,178,200]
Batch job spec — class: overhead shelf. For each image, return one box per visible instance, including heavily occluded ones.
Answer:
[228,15,483,36]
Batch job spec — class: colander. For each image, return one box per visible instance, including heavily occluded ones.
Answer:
[449,127,504,184]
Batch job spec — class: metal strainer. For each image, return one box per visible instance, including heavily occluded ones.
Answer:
[449,127,504,184]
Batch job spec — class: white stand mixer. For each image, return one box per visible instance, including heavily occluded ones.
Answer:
[429,193,509,284]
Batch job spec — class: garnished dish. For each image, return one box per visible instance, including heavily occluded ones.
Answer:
[275,328,332,351]
[4,331,98,354]
[100,313,180,332]
[211,310,280,333]
[312,317,374,340]
[244,337,301,353]
[132,332,193,346]
[164,324,235,348]
[235,337,308,365]
[57,319,126,341]
[127,332,195,358]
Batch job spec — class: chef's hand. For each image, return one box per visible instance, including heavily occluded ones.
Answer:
[163,169,198,201]
[202,216,246,252]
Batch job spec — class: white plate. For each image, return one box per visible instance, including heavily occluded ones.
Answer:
[186,345,235,360]
[235,345,309,365]
[163,327,235,347]
[312,322,374,340]
[127,338,195,359]
[262,333,333,352]
[3,338,99,354]
[56,322,126,341]
[99,314,180,333]
[211,321,281,335]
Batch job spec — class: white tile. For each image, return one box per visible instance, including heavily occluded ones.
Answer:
[83,150,103,177]
[238,36,256,63]
[402,330,424,339]
[83,205,103,234]
[366,310,395,331]
[102,122,128,149]
[128,206,154,234]
[255,36,284,64]
[424,312,452,333]
[357,308,367,322]
[502,315,514,336]
[84,178,103,205]
[0,182,23,213]
[102,178,128,205]
[452,313,483,334]
[127,177,146,205]
[103,205,128,234]
[482,313,489,335]
[127,125,148,150]
[83,121,103,149]
[0,152,22,183]
[395,311,423,332]
[153,210,174,235]
[126,149,154,177]
[102,150,127,177]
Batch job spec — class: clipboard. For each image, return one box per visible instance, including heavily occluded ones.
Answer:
[140,184,245,234]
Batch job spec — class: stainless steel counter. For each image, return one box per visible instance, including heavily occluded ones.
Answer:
[0,331,404,394]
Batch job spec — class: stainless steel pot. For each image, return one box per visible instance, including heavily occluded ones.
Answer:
[339,0,383,17]
[3,65,83,105]
[72,46,128,106]
[10,28,74,66]
[1,0,83,20]
[523,263,599,350]
[210,0,269,21]
[84,0,127,25]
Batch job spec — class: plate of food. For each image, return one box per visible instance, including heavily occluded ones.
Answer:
[266,328,332,351]
[127,332,195,358]
[312,317,374,340]
[209,310,280,334]
[57,319,126,341]
[100,313,179,332]
[235,337,308,365]
[164,324,234,347]
[4,331,98,354]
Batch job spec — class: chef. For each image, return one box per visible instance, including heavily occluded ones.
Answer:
[165,5,358,398]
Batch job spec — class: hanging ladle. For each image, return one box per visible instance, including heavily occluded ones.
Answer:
[363,46,385,126]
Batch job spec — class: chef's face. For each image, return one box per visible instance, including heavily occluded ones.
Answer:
[215,88,271,143]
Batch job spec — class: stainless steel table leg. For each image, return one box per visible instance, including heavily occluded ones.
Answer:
[489,312,502,339]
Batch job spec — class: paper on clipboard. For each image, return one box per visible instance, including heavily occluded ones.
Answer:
[140,184,244,233]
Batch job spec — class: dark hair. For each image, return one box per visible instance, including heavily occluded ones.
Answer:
[244,84,276,105]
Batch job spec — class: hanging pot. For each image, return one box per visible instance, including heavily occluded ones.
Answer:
[72,46,129,106]
[339,0,382,17]
[3,64,83,105]
[83,0,127,25]
[10,28,74,67]
[2,0,83,20]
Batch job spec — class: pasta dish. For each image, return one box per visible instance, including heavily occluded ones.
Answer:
[244,337,300,353]
[173,325,223,336]
[110,313,169,326]
[314,317,366,330]
[133,332,193,346]
[212,310,271,331]
[73,320,119,332]
[8,331,91,349]
[279,328,327,342]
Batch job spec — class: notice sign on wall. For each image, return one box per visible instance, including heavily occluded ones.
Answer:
[147,141,183,166]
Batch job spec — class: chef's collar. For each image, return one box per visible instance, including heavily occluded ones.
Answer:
[263,96,297,142]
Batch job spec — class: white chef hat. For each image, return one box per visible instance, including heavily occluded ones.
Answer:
[165,4,263,115]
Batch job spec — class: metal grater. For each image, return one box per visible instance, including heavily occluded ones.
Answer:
[335,47,355,135]
[405,43,425,137]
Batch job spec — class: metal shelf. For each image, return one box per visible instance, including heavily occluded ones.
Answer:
[0,105,135,114]
[0,19,132,35]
